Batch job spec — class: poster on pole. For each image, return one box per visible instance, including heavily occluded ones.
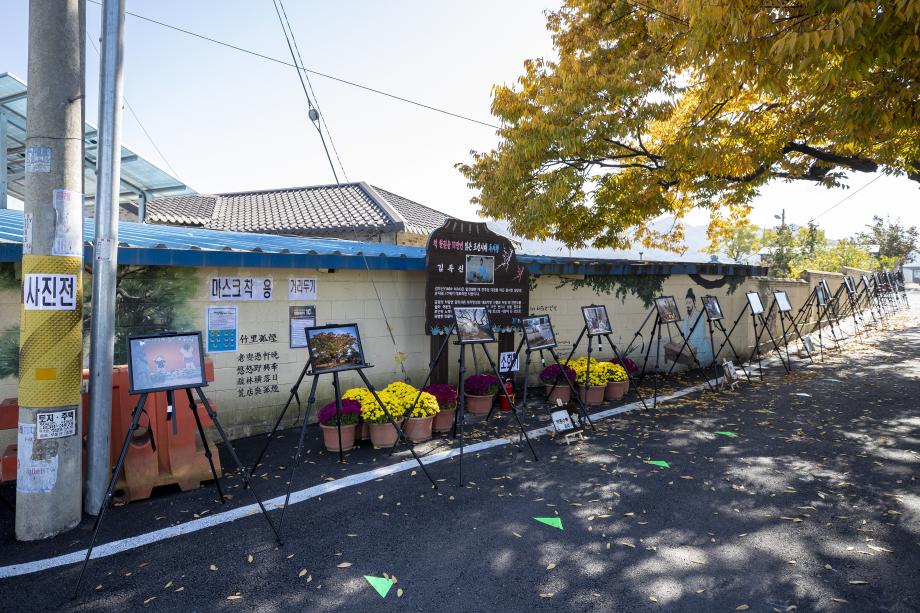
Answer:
[425,220,529,335]
[289,305,316,349]
[206,306,238,352]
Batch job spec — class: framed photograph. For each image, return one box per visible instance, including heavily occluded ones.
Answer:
[746,291,765,315]
[820,278,832,299]
[774,290,793,313]
[844,276,857,295]
[860,274,871,289]
[128,331,207,394]
[465,255,495,285]
[522,315,557,350]
[815,284,826,306]
[701,295,724,321]
[306,323,366,373]
[581,305,612,336]
[654,296,682,324]
[453,306,495,344]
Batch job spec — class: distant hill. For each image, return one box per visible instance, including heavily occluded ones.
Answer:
[485,218,730,264]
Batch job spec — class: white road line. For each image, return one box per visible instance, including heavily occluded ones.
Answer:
[0,319,879,581]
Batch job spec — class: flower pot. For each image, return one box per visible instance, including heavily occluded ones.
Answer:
[433,408,456,434]
[369,422,399,449]
[544,383,571,404]
[320,423,356,453]
[357,421,371,441]
[403,416,434,443]
[464,393,494,416]
[605,380,628,401]
[577,384,606,406]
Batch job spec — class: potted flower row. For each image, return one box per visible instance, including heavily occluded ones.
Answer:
[318,382,458,451]
[550,358,631,405]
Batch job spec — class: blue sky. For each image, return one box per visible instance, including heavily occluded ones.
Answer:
[2,0,917,249]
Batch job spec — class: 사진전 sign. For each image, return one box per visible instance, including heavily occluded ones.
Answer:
[425,220,528,335]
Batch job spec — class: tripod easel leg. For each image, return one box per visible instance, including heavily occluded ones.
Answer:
[250,359,311,476]
[480,348,538,461]
[73,394,148,599]
[548,347,594,429]
[277,375,319,535]
[193,387,282,544]
[716,320,752,384]
[186,388,225,504]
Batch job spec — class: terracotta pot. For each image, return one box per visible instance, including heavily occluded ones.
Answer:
[577,384,606,406]
[464,393,494,416]
[605,380,628,401]
[433,407,456,433]
[369,422,399,449]
[320,423,356,453]
[543,383,572,404]
[357,421,371,441]
[403,416,434,443]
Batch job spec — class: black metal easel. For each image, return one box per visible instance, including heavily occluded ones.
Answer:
[744,293,791,377]
[74,386,281,598]
[701,296,753,385]
[768,292,814,369]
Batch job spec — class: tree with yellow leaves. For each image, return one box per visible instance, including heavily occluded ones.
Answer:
[459,0,920,251]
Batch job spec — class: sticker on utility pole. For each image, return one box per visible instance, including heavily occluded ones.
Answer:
[23,212,33,255]
[36,409,76,440]
[16,423,59,493]
[23,273,78,310]
[499,351,520,373]
[25,146,52,173]
[551,410,575,432]
[95,237,115,261]
[51,189,83,257]
[288,278,317,301]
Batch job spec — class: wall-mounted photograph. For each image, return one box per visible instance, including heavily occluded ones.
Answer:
[465,255,495,285]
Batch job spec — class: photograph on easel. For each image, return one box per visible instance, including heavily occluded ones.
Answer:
[306,323,366,373]
[774,290,793,313]
[128,332,207,394]
[522,315,557,350]
[654,296,682,324]
[701,295,724,321]
[581,305,612,335]
[453,306,495,344]
[816,284,826,306]
[746,291,765,314]
[844,276,857,295]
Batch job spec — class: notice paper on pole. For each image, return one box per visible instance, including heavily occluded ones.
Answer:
[499,351,520,373]
[206,306,238,352]
[36,409,76,440]
[289,305,316,349]
[23,274,78,310]
[51,189,83,257]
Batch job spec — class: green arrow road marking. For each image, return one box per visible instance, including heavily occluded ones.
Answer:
[646,460,670,468]
[364,576,394,598]
[533,517,563,530]
[714,431,738,437]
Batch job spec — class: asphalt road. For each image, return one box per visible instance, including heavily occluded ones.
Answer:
[1,298,918,612]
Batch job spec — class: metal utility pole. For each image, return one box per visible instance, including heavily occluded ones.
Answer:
[17,0,85,540]
[86,0,126,516]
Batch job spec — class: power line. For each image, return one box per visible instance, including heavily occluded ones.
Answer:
[84,0,499,130]
[808,174,883,223]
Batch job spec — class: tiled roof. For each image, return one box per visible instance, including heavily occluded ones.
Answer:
[145,182,452,237]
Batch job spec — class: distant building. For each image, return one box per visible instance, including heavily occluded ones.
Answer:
[143,182,453,247]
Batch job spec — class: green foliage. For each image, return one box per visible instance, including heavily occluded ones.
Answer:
[459,0,920,252]
[792,239,875,277]
[556,274,668,308]
[705,221,761,262]
[856,215,918,265]
[0,328,18,379]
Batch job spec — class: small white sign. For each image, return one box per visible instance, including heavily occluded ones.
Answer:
[802,335,816,353]
[209,277,273,301]
[551,409,575,433]
[722,359,738,382]
[288,278,317,301]
[36,409,76,440]
[51,189,83,257]
[25,146,52,173]
[499,351,520,373]
[95,237,115,261]
[23,212,33,255]
[23,273,78,310]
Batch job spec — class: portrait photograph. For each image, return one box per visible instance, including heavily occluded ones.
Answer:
[774,290,793,313]
[701,295,724,321]
[522,315,557,350]
[128,332,206,394]
[746,291,765,315]
[654,296,682,324]
[306,324,366,373]
[454,306,495,344]
[465,255,495,285]
[581,305,612,336]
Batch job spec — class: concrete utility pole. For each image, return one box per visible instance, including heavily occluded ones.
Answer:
[17,0,86,540]
[85,0,126,516]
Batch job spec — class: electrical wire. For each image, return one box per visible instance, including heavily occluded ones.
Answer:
[84,0,499,130]
[269,0,411,383]
[808,174,883,223]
